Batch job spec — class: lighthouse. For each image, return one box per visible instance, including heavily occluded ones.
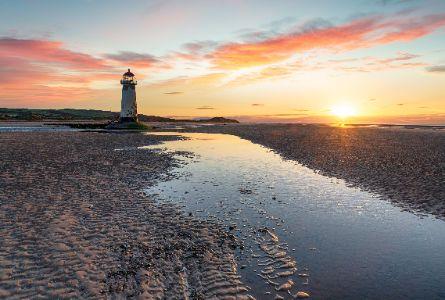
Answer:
[120,69,138,123]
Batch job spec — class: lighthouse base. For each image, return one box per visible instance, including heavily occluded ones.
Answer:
[105,120,148,130]
[119,116,139,123]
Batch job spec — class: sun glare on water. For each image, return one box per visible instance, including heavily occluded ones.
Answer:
[330,104,357,119]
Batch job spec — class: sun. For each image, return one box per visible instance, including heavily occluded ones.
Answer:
[330,104,357,119]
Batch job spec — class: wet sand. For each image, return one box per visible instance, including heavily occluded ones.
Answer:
[0,131,252,299]
[182,124,445,218]
[145,132,445,299]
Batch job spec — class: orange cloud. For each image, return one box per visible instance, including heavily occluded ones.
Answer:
[210,13,445,69]
[0,84,94,107]
[150,73,226,90]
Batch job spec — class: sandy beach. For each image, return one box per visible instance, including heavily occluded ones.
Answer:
[0,131,252,299]
[182,124,445,218]
[1,125,445,299]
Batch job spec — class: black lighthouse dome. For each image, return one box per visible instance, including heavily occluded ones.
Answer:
[123,68,134,77]
[121,68,137,85]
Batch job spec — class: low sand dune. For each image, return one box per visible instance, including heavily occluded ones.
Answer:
[0,131,253,299]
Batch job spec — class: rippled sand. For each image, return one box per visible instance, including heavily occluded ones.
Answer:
[0,131,253,299]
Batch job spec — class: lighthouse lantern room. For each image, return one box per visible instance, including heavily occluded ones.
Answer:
[120,69,138,123]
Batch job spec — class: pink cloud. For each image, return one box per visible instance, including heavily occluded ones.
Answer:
[0,38,137,106]
[209,13,445,69]
[0,38,109,71]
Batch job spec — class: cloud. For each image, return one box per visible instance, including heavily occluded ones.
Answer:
[209,12,445,69]
[426,65,445,72]
[172,40,219,61]
[237,30,278,43]
[0,37,118,106]
[0,82,94,106]
[272,113,309,117]
[164,91,183,95]
[183,41,219,53]
[0,37,170,107]
[327,51,425,73]
[222,50,424,87]
[251,103,264,106]
[265,17,298,31]
[223,65,295,87]
[196,106,215,110]
[149,73,226,90]
[105,51,160,68]
[379,51,420,63]
[0,37,109,71]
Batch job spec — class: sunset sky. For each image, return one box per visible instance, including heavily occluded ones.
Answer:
[1,0,445,124]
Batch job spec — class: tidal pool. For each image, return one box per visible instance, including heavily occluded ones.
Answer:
[0,123,75,132]
[145,132,445,299]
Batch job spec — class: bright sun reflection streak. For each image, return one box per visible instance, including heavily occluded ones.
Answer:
[331,104,357,119]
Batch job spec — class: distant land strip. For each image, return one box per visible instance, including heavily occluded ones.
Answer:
[0,108,238,123]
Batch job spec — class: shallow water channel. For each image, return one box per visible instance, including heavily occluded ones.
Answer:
[145,132,445,299]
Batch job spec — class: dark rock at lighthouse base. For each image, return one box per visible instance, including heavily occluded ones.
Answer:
[105,120,149,130]
[119,117,139,123]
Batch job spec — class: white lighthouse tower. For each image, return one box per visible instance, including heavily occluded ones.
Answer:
[120,69,138,123]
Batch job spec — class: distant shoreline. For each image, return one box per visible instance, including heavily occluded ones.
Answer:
[0,108,239,124]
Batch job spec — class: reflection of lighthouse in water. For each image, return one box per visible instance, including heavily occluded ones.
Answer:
[120,69,138,123]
